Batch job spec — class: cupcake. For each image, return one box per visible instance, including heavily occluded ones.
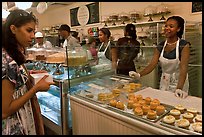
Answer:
[163,115,176,125]
[145,97,152,105]
[128,93,135,100]
[134,107,143,116]
[116,101,125,110]
[112,88,121,97]
[135,94,143,101]
[147,110,157,120]
[191,122,202,133]
[176,119,190,129]
[142,105,151,115]
[98,93,107,101]
[182,112,194,123]
[109,99,117,107]
[186,108,198,116]
[169,109,181,120]
[138,99,146,106]
[156,105,165,116]
[127,100,134,109]
[174,104,185,114]
[152,99,160,105]
[132,102,142,109]
[195,114,202,122]
[150,101,159,110]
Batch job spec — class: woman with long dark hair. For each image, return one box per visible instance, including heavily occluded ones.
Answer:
[2,9,54,135]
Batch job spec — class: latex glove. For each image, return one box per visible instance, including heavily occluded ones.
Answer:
[174,89,188,99]
[129,71,140,80]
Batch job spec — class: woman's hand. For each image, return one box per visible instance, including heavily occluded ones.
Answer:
[34,75,55,92]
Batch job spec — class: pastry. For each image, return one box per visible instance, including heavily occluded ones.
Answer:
[186,108,198,116]
[169,109,181,120]
[152,99,160,105]
[132,102,142,109]
[138,99,146,106]
[85,94,94,98]
[145,97,152,105]
[163,115,175,125]
[147,110,157,120]
[134,107,143,116]
[195,114,202,122]
[98,93,107,101]
[46,52,65,63]
[174,104,185,114]
[191,122,202,133]
[134,83,142,89]
[127,100,134,109]
[156,105,165,116]
[116,101,125,110]
[128,93,135,100]
[182,112,194,123]
[150,101,159,110]
[129,83,137,90]
[176,119,190,129]
[106,93,114,100]
[142,105,150,115]
[109,99,117,107]
[112,88,121,97]
[135,94,143,101]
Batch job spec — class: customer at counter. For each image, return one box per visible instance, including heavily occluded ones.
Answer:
[98,28,114,65]
[129,16,190,99]
[33,31,52,48]
[2,9,55,135]
[58,24,81,48]
[111,24,140,75]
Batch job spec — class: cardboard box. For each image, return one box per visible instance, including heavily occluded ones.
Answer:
[30,73,53,84]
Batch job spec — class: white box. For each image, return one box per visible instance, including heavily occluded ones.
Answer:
[30,73,53,84]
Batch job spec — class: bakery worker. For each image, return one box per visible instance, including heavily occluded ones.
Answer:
[98,28,114,65]
[33,31,52,48]
[58,24,81,48]
[129,16,190,99]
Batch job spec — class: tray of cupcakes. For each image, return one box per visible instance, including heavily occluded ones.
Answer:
[106,93,173,123]
[160,104,202,135]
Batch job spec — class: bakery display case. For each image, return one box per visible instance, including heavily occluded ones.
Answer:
[69,86,202,135]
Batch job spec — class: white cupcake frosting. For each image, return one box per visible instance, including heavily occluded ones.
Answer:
[192,122,202,132]
[170,109,181,115]
[183,112,194,118]
[187,108,197,113]
[175,104,185,110]
[176,119,190,127]
[195,114,202,122]
[163,115,175,124]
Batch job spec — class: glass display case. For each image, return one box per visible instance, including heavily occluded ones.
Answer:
[25,46,115,135]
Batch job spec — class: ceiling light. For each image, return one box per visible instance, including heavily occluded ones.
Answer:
[15,2,32,10]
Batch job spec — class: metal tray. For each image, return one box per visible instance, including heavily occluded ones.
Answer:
[160,109,202,135]
[106,103,173,123]
[160,121,202,135]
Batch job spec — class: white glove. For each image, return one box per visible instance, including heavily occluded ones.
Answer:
[129,71,140,80]
[174,89,188,99]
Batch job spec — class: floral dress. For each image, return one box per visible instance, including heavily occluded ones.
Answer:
[2,48,36,135]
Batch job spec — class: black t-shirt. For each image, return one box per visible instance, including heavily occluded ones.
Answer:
[156,39,190,60]
[112,37,140,64]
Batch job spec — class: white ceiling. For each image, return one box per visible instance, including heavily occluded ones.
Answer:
[2,2,74,11]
